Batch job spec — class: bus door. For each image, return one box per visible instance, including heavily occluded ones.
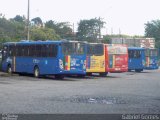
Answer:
[1,44,19,73]
[1,45,10,71]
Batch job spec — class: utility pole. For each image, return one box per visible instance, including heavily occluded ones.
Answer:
[27,0,30,40]
[98,17,101,41]
[119,28,123,44]
[119,28,121,36]
[72,23,75,40]
[111,28,113,35]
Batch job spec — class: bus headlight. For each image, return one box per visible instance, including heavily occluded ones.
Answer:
[59,59,64,69]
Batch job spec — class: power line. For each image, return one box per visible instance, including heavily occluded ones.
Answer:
[27,0,30,40]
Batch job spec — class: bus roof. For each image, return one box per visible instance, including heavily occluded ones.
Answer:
[144,48,157,50]
[128,47,145,50]
[3,40,84,45]
[3,41,60,45]
[105,44,128,47]
[87,43,103,45]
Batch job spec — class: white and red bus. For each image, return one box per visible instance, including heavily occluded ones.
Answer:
[105,44,128,73]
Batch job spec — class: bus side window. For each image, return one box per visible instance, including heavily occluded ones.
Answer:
[17,45,21,56]
[128,50,133,58]
[48,44,57,57]
[135,51,140,58]
[8,46,12,56]
[19,45,23,57]
[29,45,35,57]
[12,45,16,56]
[22,45,25,57]
[46,44,49,57]
[29,45,33,57]
[35,44,41,57]
[41,44,47,57]
[23,45,29,57]
[53,45,58,57]
[48,44,52,57]
[134,51,137,58]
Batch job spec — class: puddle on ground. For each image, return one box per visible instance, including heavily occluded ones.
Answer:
[70,96,127,104]
[51,96,127,105]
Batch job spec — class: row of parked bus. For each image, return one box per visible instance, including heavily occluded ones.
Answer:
[0,40,159,79]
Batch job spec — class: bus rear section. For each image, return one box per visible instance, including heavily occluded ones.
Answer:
[105,44,128,73]
[128,47,145,72]
[86,43,106,76]
[60,41,86,76]
[144,48,159,70]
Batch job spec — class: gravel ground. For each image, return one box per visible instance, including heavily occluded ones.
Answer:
[0,70,160,114]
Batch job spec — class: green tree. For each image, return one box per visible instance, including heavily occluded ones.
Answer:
[77,18,105,42]
[45,20,73,39]
[30,27,60,41]
[0,17,11,42]
[102,35,111,43]
[0,15,27,42]
[31,17,43,27]
[11,15,25,23]
[145,20,160,47]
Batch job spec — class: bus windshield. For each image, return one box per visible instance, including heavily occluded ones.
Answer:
[108,46,127,54]
[150,49,158,56]
[145,49,150,56]
[145,49,158,56]
[62,42,85,55]
[87,44,104,56]
[128,50,141,58]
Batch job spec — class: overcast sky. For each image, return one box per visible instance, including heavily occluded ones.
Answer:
[0,0,160,35]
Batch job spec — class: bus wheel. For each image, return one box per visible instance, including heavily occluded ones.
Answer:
[34,67,40,78]
[55,75,64,79]
[99,72,107,77]
[77,75,85,78]
[87,73,92,76]
[7,65,12,74]
[135,69,141,72]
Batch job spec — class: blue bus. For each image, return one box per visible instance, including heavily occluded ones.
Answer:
[159,48,160,66]
[144,48,159,70]
[128,47,145,72]
[1,40,86,79]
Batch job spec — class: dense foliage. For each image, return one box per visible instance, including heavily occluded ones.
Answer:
[145,20,160,48]
[77,18,105,42]
[2,14,159,46]
[0,15,71,43]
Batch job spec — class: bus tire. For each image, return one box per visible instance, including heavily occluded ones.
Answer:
[77,74,85,78]
[135,69,141,72]
[34,66,40,78]
[7,65,12,74]
[87,73,92,76]
[99,72,107,77]
[55,75,64,79]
